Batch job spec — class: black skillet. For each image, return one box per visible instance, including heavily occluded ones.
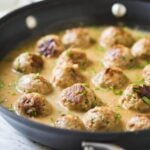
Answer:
[0,0,150,150]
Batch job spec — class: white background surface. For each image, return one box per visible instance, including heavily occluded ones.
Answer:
[0,116,51,150]
[0,1,52,150]
[0,0,42,18]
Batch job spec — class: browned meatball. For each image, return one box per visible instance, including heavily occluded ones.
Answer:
[143,64,150,86]
[55,115,85,130]
[51,63,85,88]
[36,35,64,57]
[62,28,94,48]
[102,45,135,69]
[127,115,150,131]
[60,83,100,111]
[56,49,89,69]
[131,38,150,58]
[17,73,52,94]
[83,106,121,132]
[92,67,129,89]
[99,26,134,49]
[119,84,150,112]
[13,52,43,74]
[16,92,52,117]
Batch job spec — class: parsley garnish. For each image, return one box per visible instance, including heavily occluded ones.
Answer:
[0,79,5,89]
[142,96,150,106]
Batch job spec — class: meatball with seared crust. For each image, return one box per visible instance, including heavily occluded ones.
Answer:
[119,84,150,112]
[83,106,121,132]
[131,38,150,58]
[60,83,100,111]
[99,26,134,49]
[92,67,129,89]
[127,115,150,131]
[103,45,135,69]
[13,52,43,74]
[51,63,85,88]
[56,49,89,69]
[55,114,85,130]
[62,28,94,48]
[36,35,64,57]
[143,65,150,85]
[16,92,52,117]
[17,73,52,94]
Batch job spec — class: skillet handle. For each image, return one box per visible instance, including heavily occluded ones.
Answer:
[82,141,125,150]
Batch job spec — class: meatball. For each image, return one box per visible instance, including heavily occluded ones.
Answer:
[13,52,43,74]
[119,84,150,112]
[51,63,85,88]
[17,73,52,94]
[127,115,150,131]
[131,38,150,58]
[99,26,134,48]
[60,83,100,111]
[62,28,94,48]
[103,45,135,68]
[36,35,64,57]
[92,67,129,89]
[55,115,85,130]
[83,106,121,132]
[56,49,89,69]
[143,65,150,85]
[16,92,52,117]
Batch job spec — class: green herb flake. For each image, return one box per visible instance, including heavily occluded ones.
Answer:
[96,46,105,52]
[133,87,140,93]
[31,110,37,117]
[66,50,72,57]
[8,81,17,88]
[49,117,55,123]
[0,80,5,89]
[7,105,15,112]
[133,79,144,85]
[142,96,150,106]
[115,113,122,121]
[0,99,5,104]
[116,105,122,109]
[110,87,123,96]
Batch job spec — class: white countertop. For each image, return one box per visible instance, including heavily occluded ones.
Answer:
[0,116,51,150]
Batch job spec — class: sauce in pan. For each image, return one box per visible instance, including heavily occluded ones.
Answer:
[0,26,150,132]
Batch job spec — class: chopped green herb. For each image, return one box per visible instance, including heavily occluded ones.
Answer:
[116,105,122,109]
[0,80,5,89]
[49,117,55,123]
[11,92,17,96]
[8,108,15,112]
[110,87,123,95]
[96,46,105,52]
[8,81,17,88]
[133,87,140,93]
[90,68,97,75]
[0,99,5,104]
[7,105,15,112]
[66,50,72,57]
[31,110,37,117]
[142,96,150,106]
[115,113,122,121]
[82,83,89,88]
[133,79,144,85]
[95,87,108,92]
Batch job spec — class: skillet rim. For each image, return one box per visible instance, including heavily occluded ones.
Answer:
[0,0,150,137]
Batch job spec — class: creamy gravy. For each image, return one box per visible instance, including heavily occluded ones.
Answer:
[0,26,150,129]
